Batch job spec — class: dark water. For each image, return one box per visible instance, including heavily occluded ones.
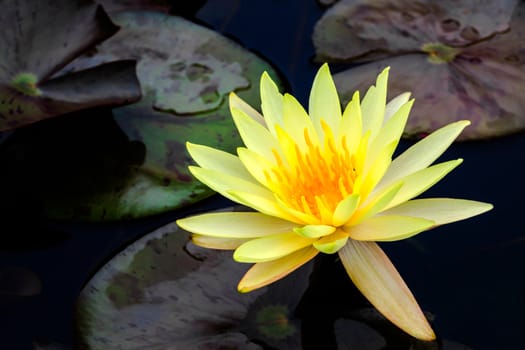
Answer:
[0,1,523,349]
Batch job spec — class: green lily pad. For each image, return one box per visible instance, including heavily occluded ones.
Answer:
[0,0,142,131]
[37,11,282,221]
[314,0,525,140]
[76,209,310,349]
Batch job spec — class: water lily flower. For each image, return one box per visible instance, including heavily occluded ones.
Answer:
[176,63,493,341]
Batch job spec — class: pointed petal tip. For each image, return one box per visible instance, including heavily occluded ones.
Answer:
[237,285,251,293]
[339,241,436,341]
[260,70,275,85]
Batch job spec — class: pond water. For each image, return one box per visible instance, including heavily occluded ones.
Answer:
[0,0,523,349]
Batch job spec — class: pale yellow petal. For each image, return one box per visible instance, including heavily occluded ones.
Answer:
[229,92,265,126]
[187,142,252,179]
[333,194,360,227]
[351,182,403,225]
[381,198,493,226]
[347,215,434,241]
[274,195,321,225]
[377,120,470,191]
[294,225,336,238]
[189,166,268,204]
[384,159,463,211]
[352,131,370,179]
[282,93,319,149]
[368,99,413,165]
[231,106,280,160]
[361,67,389,139]
[384,92,411,122]
[338,90,362,155]
[238,246,319,292]
[192,235,248,250]
[228,190,299,223]
[309,63,341,138]
[260,71,284,135]
[313,229,349,254]
[237,147,276,189]
[339,240,436,340]
[274,124,301,168]
[177,212,297,238]
[233,232,314,263]
[357,141,396,200]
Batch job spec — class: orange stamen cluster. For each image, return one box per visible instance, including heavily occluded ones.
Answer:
[265,120,358,220]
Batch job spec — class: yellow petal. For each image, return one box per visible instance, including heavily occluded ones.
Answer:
[381,198,493,225]
[384,159,463,211]
[348,215,434,241]
[309,63,341,139]
[339,240,436,340]
[384,92,411,122]
[333,194,360,227]
[338,90,362,155]
[237,147,276,189]
[377,120,469,191]
[228,190,299,223]
[274,195,321,225]
[361,67,389,139]
[187,142,252,179]
[192,235,248,250]
[313,229,349,254]
[294,225,336,238]
[282,93,319,150]
[177,212,297,238]
[229,92,265,126]
[238,246,319,292]
[189,166,268,204]
[368,99,413,165]
[230,105,280,160]
[351,182,403,225]
[233,232,313,263]
[260,71,284,135]
[357,141,397,200]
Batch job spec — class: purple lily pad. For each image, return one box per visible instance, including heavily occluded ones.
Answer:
[314,0,525,140]
[0,0,141,131]
[75,208,309,349]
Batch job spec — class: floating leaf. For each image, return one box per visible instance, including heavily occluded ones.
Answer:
[39,11,283,221]
[76,208,310,349]
[314,0,525,140]
[0,0,141,131]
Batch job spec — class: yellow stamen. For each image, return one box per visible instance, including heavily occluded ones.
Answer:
[268,120,359,222]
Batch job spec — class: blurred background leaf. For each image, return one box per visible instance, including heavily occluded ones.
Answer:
[0,0,141,131]
[75,208,310,349]
[313,0,525,140]
[0,10,284,222]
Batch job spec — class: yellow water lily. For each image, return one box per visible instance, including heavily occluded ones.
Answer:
[176,64,493,341]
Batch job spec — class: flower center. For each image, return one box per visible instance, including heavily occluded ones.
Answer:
[266,121,358,220]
